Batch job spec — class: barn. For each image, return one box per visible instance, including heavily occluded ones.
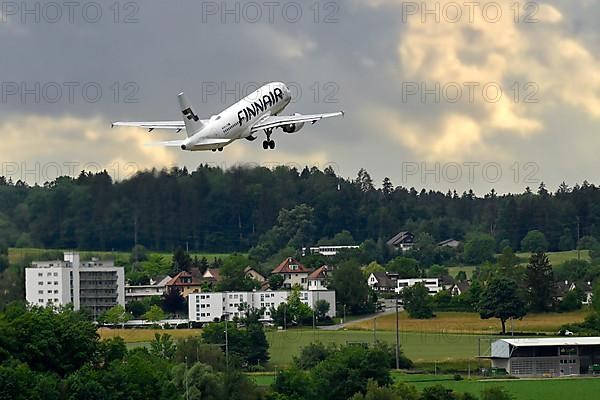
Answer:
[488,337,600,377]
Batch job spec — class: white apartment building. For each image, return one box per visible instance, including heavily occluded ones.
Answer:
[188,290,336,323]
[25,252,125,319]
[395,278,441,295]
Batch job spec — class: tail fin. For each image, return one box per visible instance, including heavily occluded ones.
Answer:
[178,92,205,137]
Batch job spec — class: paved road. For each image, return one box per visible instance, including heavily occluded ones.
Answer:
[318,308,399,330]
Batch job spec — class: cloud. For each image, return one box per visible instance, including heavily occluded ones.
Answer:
[354,1,600,164]
[0,114,334,184]
[0,115,176,182]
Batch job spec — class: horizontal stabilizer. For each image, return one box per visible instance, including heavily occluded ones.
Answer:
[145,140,185,147]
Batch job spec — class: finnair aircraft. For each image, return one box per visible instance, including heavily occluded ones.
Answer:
[112,82,344,152]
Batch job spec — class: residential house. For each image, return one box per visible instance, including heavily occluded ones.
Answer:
[166,271,204,297]
[244,266,266,283]
[202,268,221,284]
[395,278,442,295]
[125,275,171,303]
[308,265,332,291]
[387,231,415,252]
[438,239,462,248]
[367,271,397,292]
[557,280,594,305]
[271,257,312,289]
[450,281,471,297]
[440,275,456,291]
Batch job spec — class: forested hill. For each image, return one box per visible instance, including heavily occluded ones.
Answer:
[0,165,598,253]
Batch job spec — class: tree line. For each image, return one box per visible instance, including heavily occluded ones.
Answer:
[1,166,600,254]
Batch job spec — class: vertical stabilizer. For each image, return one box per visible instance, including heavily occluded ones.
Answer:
[178,92,205,137]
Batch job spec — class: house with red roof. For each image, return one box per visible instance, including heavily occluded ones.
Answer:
[165,271,204,297]
[308,265,333,291]
[271,257,312,289]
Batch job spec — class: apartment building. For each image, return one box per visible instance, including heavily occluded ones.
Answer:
[25,252,125,319]
[188,290,336,323]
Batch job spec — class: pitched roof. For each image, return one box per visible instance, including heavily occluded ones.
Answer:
[438,238,461,248]
[308,265,330,280]
[440,275,456,286]
[371,271,395,288]
[166,271,202,287]
[454,281,471,293]
[272,257,311,274]
[386,231,414,246]
[244,266,266,282]
[203,268,221,282]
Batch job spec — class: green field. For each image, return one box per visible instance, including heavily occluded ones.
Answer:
[516,250,590,265]
[250,372,600,400]
[266,329,487,368]
[105,327,488,368]
[8,247,232,265]
[397,374,600,400]
[347,310,588,334]
[445,250,590,280]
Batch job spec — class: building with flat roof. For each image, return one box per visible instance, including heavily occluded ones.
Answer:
[487,337,600,377]
[302,245,360,257]
[395,278,441,295]
[25,252,125,319]
[188,290,336,323]
[125,275,171,303]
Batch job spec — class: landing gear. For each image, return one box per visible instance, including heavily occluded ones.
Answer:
[212,147,224,152]
[218,147,223,152]
[262,128,275,150]
[262,140,275,150]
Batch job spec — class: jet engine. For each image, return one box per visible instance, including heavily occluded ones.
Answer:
[282,113,305,133]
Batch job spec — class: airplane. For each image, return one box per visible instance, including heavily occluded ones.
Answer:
[111,82,344,152]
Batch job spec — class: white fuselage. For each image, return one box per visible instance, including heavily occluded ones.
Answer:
[183,82,292,151]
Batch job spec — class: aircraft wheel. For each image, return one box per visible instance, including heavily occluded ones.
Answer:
[262,140,269,150]
[212,149,217,152]
[269,140,275,149]
[218,147,223,152]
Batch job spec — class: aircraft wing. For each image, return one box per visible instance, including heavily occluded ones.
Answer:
[112,121,186,132]
[250,111,344,133]
[112,120,210,132]
[146,138,231,148]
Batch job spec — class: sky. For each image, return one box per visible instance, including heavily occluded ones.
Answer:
[1,0,600,194]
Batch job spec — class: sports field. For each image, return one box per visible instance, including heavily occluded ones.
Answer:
[266,328,485,367]
[98,327,487,367]
[397,374,600,400]
[250,372,600,400]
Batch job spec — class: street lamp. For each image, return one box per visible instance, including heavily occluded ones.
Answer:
[394,298,399,369]
[222,312,230,371]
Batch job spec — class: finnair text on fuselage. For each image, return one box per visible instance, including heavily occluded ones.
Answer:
[237,87,285,126]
